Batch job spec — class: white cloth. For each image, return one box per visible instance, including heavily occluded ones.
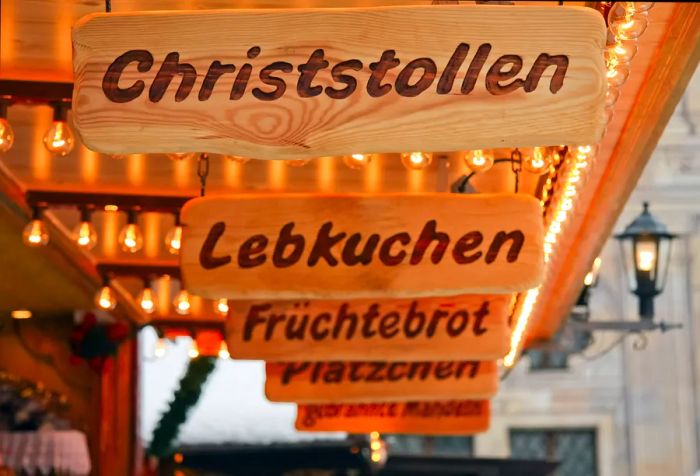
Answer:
[0,430,91,475]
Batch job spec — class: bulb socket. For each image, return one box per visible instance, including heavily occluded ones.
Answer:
[126,208,139,225]
[51,101,70,122]
[174,211,181,227]
[31,205,45,221]
[0,99,9,120]
[79,206,93,223]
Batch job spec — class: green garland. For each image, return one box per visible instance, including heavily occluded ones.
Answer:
[148,356,217,458]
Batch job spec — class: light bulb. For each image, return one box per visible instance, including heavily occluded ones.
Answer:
[610,12,648,40]
[167,153,196,161]
[605,85,620,108]
[215,298,229,317]
[606,40,637,65]
[401,152,433,170]
[154,338,167,358]
[165,214,183,255]
[95,284,117,311]
[138,286,156,314]
[218,341,230,359]
[226,155,250,164]
[0,118,14,153]
[118,210,143,253]
[174,289,191,315]
[22,207,49,247]
[72,207,97,250]
[523,147,551,175]
[188,340,200,359]
[286,159,311,167]
[464,149,495,173]
[43,104,74,156]
[343,153,373,170]
[636,240,656,272]
[607,62,630,88]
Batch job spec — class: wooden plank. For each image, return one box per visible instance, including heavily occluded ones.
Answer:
[180,193,544,299]
[296,400,490,435]
[226,295,509,361]
[72,5,606,160]
[526,3,700,343]
[266,360,498,403]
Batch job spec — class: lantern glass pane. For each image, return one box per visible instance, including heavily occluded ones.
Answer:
[656,238,673,292]
[619,239,637,292]
[635,238,657,274]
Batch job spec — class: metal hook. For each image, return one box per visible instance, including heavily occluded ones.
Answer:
[197,153,210,197]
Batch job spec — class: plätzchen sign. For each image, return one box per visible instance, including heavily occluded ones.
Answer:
[72,6,606,160]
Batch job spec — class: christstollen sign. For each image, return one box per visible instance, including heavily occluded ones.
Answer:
[72,5,606,160]
[225,295,509,361]
[180,193,544,299]
[296,400,490,435]
[266,360,498,403]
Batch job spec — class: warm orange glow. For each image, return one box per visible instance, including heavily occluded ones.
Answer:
[80,147,98,183]
[173,155,192,188]
[101,209,118,257]
[138,287,156,314]
[23,219,49,247]
[174,289,191,315]
[268,160,287,190]
[318,156,335,192]
[144,213,161,258]
[127,154,145,186]
[11,310,32,320]
[365,154,382,192]
[464,149,494,173]
[31,107,51,181]
[43,121,74,156]
[188,340,199,359]
[119,223,143,253]
[95,285,117,311]
[401,152,432,170]
[72,221,97,250]
[0,119,14,152]
[165,224,183,255]
[218,341,230,359]
[215,298,229,317]
[224,157,243,188]
[408,169,423,193]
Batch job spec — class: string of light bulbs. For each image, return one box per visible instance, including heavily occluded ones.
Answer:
[503,1,654,368]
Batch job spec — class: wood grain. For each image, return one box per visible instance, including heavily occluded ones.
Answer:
[266,360,498,403]
[180,193,544,299]
[296,399,490,435]
[226,294,510,361]
[72,5,606,160]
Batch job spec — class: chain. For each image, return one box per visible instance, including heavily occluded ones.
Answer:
[197,153,210,197]
[105,0,111,12]
[510,148,522,193]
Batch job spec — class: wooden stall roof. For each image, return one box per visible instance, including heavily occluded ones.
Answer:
[0,0,698,357]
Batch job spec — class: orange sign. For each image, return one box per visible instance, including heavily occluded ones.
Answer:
[266,361,498,403]
[181,193,544,300]
[296,400,490,435]
[72,6,606,160]
[227,295,510,361]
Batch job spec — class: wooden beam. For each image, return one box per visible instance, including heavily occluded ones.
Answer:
[526,3,700,344]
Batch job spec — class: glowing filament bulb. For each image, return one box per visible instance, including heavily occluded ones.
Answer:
[401,152,433,170]
[165,214,183,255]
[154,338,167,358]
[138,286,156,314]
[22,207,49,247]
[636,241,656,272]
[72,207,97,250]
[523,147,551,175]
[218,341,230,359]
[95,283,117,311]
[118,210,143,253]
[43,104,74,156]
[226,155,250,164]
[188,339,200,359]
[0,110,14,153]
[464,149,494,173]
[343,153,373,170]
[215,298,230,317]
[167,152,196,161]
[286,159,311,167]
[174,289,191,315]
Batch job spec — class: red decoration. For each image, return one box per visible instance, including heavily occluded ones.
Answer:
[69,312,130,372]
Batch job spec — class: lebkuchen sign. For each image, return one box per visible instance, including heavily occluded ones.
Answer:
[225,295,509,361]
[180,193,544,299]
[296,400,490,435]
[266,361,498,403]
[72,6,606,160]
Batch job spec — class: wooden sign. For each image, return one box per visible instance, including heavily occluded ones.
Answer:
[72,6,606,160]
[296,400,490,435]
[266,361,498,403]
[181,193,544,299]
[226,294,509,361]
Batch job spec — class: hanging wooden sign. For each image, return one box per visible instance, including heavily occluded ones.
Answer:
[180,193,544,299]
[226,294,509,361]
[266,360,498,403]
[72,6,606,160]
[296,400,490,435]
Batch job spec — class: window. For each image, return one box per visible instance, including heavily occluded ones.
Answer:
[510,428,597,476]
[384,435,474,457]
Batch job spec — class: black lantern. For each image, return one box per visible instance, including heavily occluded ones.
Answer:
[615,202,676,320]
